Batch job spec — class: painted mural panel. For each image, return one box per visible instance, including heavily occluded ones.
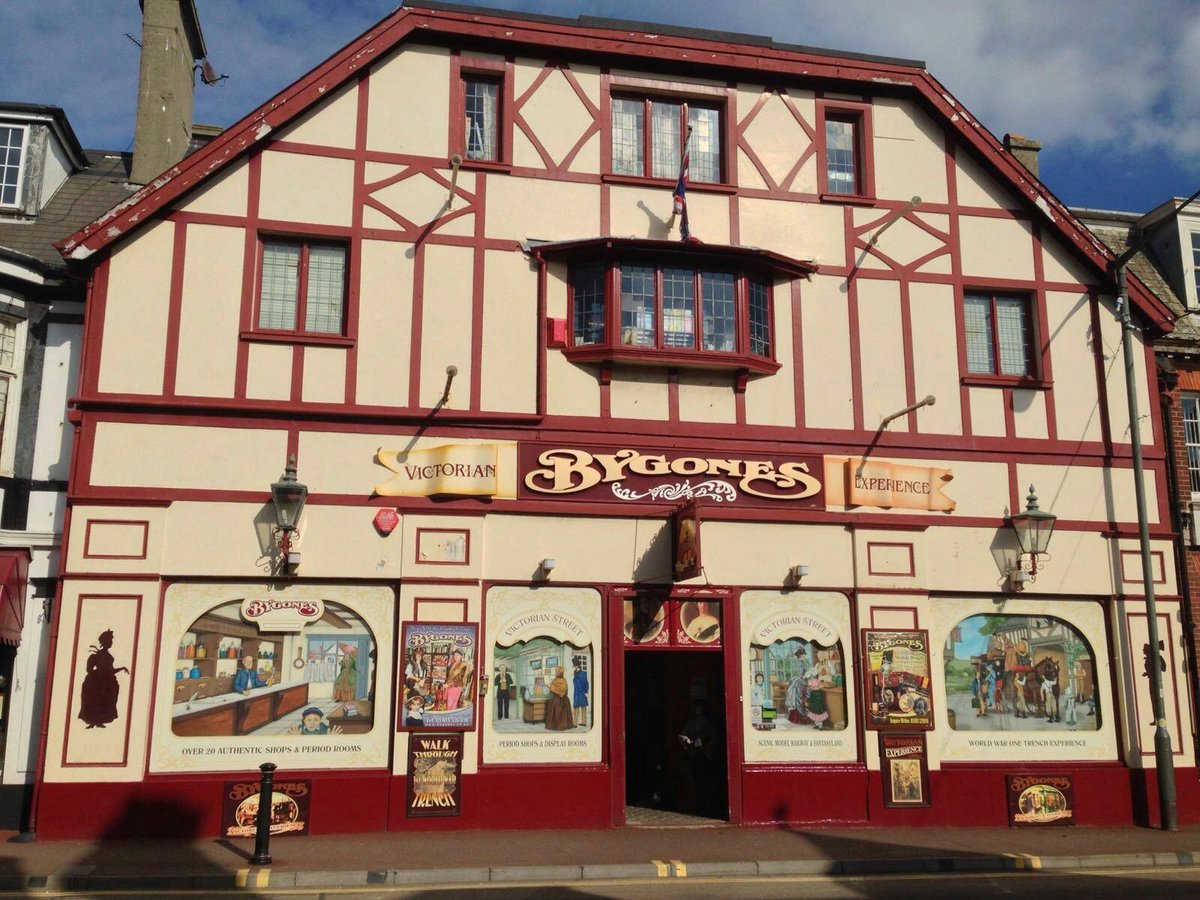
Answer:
[400,622,477,730]
[740,591,857,762]
[150,584,393,773]
[483,586,602,764]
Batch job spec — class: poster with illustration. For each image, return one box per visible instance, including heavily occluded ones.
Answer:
[1006,774,1075,826]
[943,614,1099,732]
[170,599,376,739]
[879,733,929,808]
[400,622,477,731]
[623,593,668,646]
[748,637,846,732]
[492,638,593,732]
[222,779,311,837]
[672,501,701,581]
[862,630,933,731]
[406,733,463,818]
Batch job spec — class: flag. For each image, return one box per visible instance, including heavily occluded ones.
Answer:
[673,125,692,242]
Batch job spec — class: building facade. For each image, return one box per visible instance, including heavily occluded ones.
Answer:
[33,3,1198,837]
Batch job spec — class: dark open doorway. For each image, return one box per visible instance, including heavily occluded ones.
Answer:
[624,650,727,822]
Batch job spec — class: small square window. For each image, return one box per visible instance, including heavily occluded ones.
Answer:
[257,239,347,336]
[610,96,722,184]
[964,291,1034,378]
[464,77,500,162]
[0,125,26,207]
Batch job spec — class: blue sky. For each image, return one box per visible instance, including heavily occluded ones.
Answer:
[1,1,1196,213]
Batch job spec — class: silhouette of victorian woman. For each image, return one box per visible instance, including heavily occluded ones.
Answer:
[79,629,129,728]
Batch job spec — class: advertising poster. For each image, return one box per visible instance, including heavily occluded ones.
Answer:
[879,733,930,808]
[862,630,934,731]
[406,733,463,818]
[222,778,311,837]
[1006,774,1075,826]
[672,501,702,582]
[400,623,478,731]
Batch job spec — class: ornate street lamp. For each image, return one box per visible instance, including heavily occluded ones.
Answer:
[270,455,308,571]
[1006,485,1056,588]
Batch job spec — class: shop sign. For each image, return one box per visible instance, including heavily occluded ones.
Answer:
[1006,773,1075,826]
[520,444,823,507]
[672,501,701,581]
[879,733,930,808]
[824,456,955,511]
[375,444,499,497]
[222,778,311,837]
[406,733,463,818]
[862,629,934,731]
[240,598,324,633]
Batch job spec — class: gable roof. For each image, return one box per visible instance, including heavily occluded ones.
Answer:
[55,1,1173,333]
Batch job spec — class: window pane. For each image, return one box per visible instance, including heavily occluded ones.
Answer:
[651,101,682,179]
[749,279,771,356]
[1184,397,1200,493]
[1191,232,1200,307]
[995,297,1031,376]
[259,242,300,330]
[825,118,857,195]
[0,319,17,371]
[572,265,606,346]
[611,98,644,176]
[0,375,8,461]
[964,294,995,374]
[701,272,736,352]
[304,245,347,334]
[0,126,22,206]
[465,79,499,161]
[662,268,695,348]
[689,107,721,184]
[620,265,656,346]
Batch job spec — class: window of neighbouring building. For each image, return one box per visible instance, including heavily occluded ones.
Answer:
[0,124,26,208]
[610,96,722,183]
[1183,395,1200,494]
[1190,231,1200,309]
[0,316,23,474]
[963,290,1036,380]
[817,100,873,200]
[255,239,347,337]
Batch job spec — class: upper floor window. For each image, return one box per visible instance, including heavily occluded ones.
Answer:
[1184,396,1200,494]
[256,239,347,337]
[817,100,873,200]
[0,125,26,207]
[1190,232,1200,309]
[0,316,23,474]
[464,76,500,162]
[611,97,722,183]
[963,291,1035,379]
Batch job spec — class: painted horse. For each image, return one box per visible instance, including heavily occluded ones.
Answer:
[1034,656,1061,723]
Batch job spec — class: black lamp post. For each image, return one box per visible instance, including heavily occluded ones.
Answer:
[1008,485,1057,580]
[270,455,308,568]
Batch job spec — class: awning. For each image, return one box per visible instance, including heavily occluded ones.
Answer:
[0,549,30,646]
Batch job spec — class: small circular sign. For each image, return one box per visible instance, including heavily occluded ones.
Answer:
[373,508,400,536]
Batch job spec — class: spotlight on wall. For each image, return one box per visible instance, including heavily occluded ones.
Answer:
[538,558,557,580]
[789,564,810,584]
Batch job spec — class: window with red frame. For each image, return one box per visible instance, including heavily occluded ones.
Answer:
[610,96,722,183]
[463,75,501,162]
[963,291,1035,378]
[256,239,347,336]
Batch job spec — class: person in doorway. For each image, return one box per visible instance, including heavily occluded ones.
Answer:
[545,666,574,730]
[679,700,720,817]
[233,654,267,695]
[572,657,590,727]
[494,662,514,720]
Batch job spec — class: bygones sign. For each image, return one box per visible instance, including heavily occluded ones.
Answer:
[519,445,823,508]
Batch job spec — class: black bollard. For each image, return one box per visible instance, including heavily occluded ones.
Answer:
[250,762,277,866]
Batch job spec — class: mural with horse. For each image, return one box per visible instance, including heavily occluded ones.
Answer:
[943,615,1099,732]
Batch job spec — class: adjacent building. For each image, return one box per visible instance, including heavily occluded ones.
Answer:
[29,2,1198,837]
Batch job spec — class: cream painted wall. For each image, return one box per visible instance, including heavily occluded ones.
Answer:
[245,342,293,401]
[66,507,167,574]
[855,279,908,428]
[856,209,947,271]
[487,176,599,242]
[90,422,288,492]
[301,346,347,404]
[481,249,538,413]
[968,387,1006,436]
[1096,294,1154,448]
[544,264,601,417]
[702,522,852,588]
[958,215,1035,280]
[159,500,297,577]
[1046,290,1104,445]
[258,151,354,227]
[800,275,854,429]
[1018,462,1157,525]
[275,80,360,149]
[954,152,1021,211]
[677,372,736,424]
[98,220,173,395]
[739,198,843,269]
[484,513,650,583]
[1042,234,1096,286]
[357,239,414,407]
[907,282,962,435]
[739,90,816,191]
[172,160,248,217]
[744,278,796,427]
[366,44,450,158]
[1011,388,1049,439]
[608,183,676,241]
[609,369,669,421]
[420,243,474,408]
[176,225,243,398]
[871,99,948,205]
[516,65,598,171]
[364,164,475,237]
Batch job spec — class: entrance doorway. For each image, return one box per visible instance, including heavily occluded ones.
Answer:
[624,650,727,822]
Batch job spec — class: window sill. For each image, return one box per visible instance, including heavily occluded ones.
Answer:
[819,192,877,206]
[240,330,355,348]
[601,174,738,195]
[564,344,779,376]
[457,158,513,175]
[961,375,1051,390]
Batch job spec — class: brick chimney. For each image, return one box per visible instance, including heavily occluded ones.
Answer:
[130,0,207,185]
[1003,133,1041,178]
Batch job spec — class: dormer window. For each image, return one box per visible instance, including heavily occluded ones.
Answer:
[0,125,26,208]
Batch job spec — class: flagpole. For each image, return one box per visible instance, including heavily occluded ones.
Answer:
[674,124,693,242]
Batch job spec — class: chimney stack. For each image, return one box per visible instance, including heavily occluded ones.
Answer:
[1003,133,1041,178]
[130,0,207,185]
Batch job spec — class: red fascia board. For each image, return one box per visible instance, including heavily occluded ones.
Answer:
[533,237,818,278]
[54,4,1165,333]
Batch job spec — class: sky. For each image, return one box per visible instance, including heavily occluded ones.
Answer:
[1,0,1196,214]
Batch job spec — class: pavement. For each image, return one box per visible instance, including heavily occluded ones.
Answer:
[1,819,1199,894]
